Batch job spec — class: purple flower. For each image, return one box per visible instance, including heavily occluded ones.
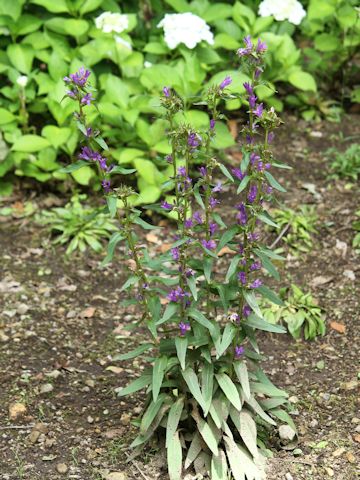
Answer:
[268,132,275,144]
[81,92,93,105]
[69,67,91,87]
[209,222,218,236]
[201,239,217,250]
[178,166,187,177]
[249,94,257,109]
[185,269,194,278]
[210,118,216,129]
[209,197,220,209]
[248,184,258,203]
[79,146,96,161]
[250,261,261,271]
[250,279,262,289]
[165,154,173,164]
[219,76,232,90]
[244,35,253,50]
[248,232,260,242]
[243,82,253,95]
[236,203,247,226]
[254,103,264,118]
[255,67,262,79]
[171,247,180,261]
[235,345,245,359]
[231,168,246,181]
[193,211,203,224]
[179,322,191,336]
[237,35,253,57]
[66,89,77,99]
[238,271,247,285]
[250,152,260,165]
[188,133,200,148]
[161,201,172,210]
[199,166,207,177]
[167,287,190,303]
[256,38,267,53]
[266,185,273,194]
[163,86,170,97]
[243,305,251,317]
[101,179,111,193]
[229,313,240,323]
[246,134,254,145]
[212,181,222,193]
[86,127,92,137]
[184,218,193,228]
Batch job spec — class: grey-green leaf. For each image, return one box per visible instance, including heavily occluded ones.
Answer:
[211,449,228,480]
[175,336,187,370]
[166,397,184,448]
[152,356,168,402]
[215,373,242,411]
[234,361,251,401]
[167,431,182,480]
[116,373,151,397]
[182,368,207,414]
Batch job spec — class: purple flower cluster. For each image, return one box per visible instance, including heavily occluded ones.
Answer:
[236,202,247,226]
[161,200,173,210]
[64,67,91,87]
[237,36,267,58]
[167,287,190,303]
[177,166,192,191]
[231,168,246,181]
[248,184,258,203]
[163,86,170,97]
[201,239,217,250]
[179,322,191,336]
[64,68,92,105]
[219,76,232,90]
[78,146,112,172]
[101,179,111,193]
[243,304,251,317]
[188,133,201,149]
[235,345,245,359]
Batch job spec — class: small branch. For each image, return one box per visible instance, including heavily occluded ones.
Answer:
[0,425,34,430]
[270,223,290,249]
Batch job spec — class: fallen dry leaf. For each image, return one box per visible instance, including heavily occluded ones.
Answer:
[228,119,238,139]
[309,276,333,288]
[330,321,346,334]
[353,434,360,443]
[9,402,27,421]
[80,307,96,318]
[218,246,236,257]
[160,243,172,253]
[106,366,124,374]
[346,452,356,464]
[146,232,159,243]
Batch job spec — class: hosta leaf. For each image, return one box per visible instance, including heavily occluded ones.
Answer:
[152,356,168,402]
[184,432,202,469]
[215,373,242,411]
[175,336,187,370]
[201,362,214,416]
[116,372,151,397]
[166,397,184,448]
[234,361,251,401]
[167,431,182,480]
[113,343,153,361]
[211,449,228,480]
[140,393,166,435]
[182,367,207,414]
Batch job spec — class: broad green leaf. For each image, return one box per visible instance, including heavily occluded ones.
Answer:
[215,373,241,411]
[152,355,168,402]
[167,431,182,480]
[201,362,214,416]
[140,393,167,435]
[182,368,207,414]
[7,44,34,74]
[0,109,16,125]
[116,372,151,397]
[12,135,50,153]
[216,323,236,359]
[234,361,251,400]
[41,126,71,149]
[288,71,317,93]
[166,397,184,448]
[184,432,202,469]
[106,196,117,218]
[175,336,187,370]
[243,291,262,318]
[211,449,228,480]
[45,17,89,37]
[30,0,69,13]
[113,343,153,361]
[58,160,88,173]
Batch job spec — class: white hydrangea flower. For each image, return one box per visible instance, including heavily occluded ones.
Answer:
[16,75,28,88]
[258,0,306,25]
[115,36,132,50]
[95,11,129,34]
[157,12,214,50]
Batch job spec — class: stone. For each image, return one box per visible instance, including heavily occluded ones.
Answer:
[40,383,54,394]
[9,402,27,421]
[279,425,296,442]
[56,463,68,474]
[105,473,127,480]
[285,473,294,480]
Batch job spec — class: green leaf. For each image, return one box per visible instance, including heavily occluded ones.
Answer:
[225,255,241,282]
[157,303,178,326]
[188,309,218,338]
[101,232,123,266]
[58,160,88,173]
[314,34,340,52]
[184,432,202,469]
[264,171,287,192]
[224,436,245,480]
[215,373,242,411]
[216,323,236,359]
[110,166,137,175]
[257,285,284,306]
[106,196,117,218]
[45,17,89,37]
[243,290,262,318]
[30,0,69,13]
[186,275,197,301]
[152,356,168,402]
[194,416,219,456]
[257,211,278,228]
[245,314,286,333]
[211,450,228,480]
[175,337,187,370]
[217,226,238,252]
[246,396,276,426]
[219,163,234,182]
[288,71,317,93]
[113,343,153,361]
[120,275,138,292]
[166,397,184,448]
[140,394,166,435]
[12,135,51,153]
[182,368,207,414]
[239,410,258,457]
[41,126,71,149]
[255,251,280,281]
[167,432,182,480]
[116,372,151,397]
[201,362,214,416]
[234,361,251,400]
[7,44,34,74]
[0,108,16,125]
[237,175,250,193]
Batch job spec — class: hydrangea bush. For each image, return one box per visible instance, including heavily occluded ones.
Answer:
[62,36,296,479]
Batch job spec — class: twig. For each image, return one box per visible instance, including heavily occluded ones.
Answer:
[0,425,34,430]
[270,223,290,249]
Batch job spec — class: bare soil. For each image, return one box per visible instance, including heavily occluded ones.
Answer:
[0,115,359,480]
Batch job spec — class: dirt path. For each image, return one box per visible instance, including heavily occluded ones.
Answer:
[0,115,359,480]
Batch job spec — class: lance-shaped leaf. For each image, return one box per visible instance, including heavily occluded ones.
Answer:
[113,343,153,361]
[187,275,198,300]
[250,382,288,398]
[237,175,250,193]
[184,432,202,469]
[257,285,284,305]
[257,211,279,228]
[234,361,251,401]
[167,431,182,480]
[225,255,241,282]
[215,373,242,411]
[217,226,238,252]
[201,362,214,416]
[224,436,245,480]
[235,408,258,458]
[243,290,262,318]
[219,163,234,182]
[188,308,219,339]
[182,367,207,414]
[211,449,228,480]
[246,396,276,426]
[110,166,136,175]
[106,195,117,218]
[192,413,219,456]
[157,303,178,325]
[166,397,185,448]
[120,275,138,292]
[116,372,151,397]
[101,232,124,266]
[175,336,187,370]
[152,356,168,402]
[255,250,280,281]
[245,314,286,333]
[131,404,170,448]
[216,323,236,359]
[140,393,167,435]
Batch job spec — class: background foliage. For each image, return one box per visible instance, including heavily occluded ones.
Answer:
[0,0,359,200]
